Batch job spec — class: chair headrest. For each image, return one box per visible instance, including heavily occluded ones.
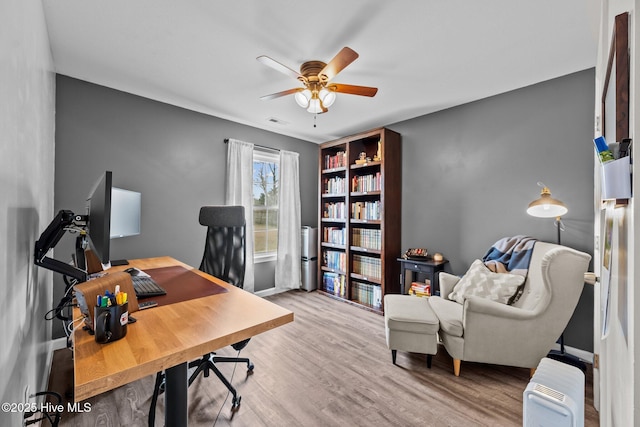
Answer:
[199,206,245,227]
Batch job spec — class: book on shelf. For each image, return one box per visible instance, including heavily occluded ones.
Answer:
[323,201,346,219]
[351,281,382,309]
[323,176,347,195]
[324,151,347,170]
[352,254,381,280]
[351,201,381,220]
[352,228,381,250]
[323,250,346,271]
[323,226,346,245]
[409,280,431,297]
[323,272,346,298]
[351,172,382,193]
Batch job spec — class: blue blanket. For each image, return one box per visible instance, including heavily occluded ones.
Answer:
[482,235,537,277]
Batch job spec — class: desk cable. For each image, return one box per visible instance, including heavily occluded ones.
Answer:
[23,390,63,426]
[212,348,242,426]
[45,282,76,322]
[65,315,87,349]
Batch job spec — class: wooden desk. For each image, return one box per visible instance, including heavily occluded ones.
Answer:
[73,256,293,425]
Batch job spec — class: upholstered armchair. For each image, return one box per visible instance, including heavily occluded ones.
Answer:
[429,242,591,376]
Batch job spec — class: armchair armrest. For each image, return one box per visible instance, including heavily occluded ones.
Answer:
[438,272,460,298]
[464,296,539,321]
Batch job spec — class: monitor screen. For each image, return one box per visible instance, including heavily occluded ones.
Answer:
[110,187,141,238]
[86,171,112,264]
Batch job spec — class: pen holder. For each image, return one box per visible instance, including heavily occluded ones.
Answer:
[94,302,128,344]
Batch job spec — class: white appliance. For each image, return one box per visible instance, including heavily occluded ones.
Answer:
[523,357,584,427]
[301,226,318,291]
[301,226,317,259]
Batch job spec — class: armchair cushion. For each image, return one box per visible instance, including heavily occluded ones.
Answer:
[429,296,463,337]
[439,271,461,297]
[448,259,524,305]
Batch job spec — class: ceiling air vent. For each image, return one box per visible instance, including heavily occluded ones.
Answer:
[266,117,288,125]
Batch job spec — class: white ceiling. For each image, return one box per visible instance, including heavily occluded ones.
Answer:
[42,0,600,144]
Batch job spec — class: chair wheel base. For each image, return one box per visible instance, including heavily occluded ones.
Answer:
[231,396,241,411]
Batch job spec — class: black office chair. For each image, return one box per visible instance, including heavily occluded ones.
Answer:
[148,206,253,425]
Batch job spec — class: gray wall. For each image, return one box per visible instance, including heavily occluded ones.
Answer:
[55,69,595,353]
[389,69,595,351]
[54,76,318,337]
[1,1,56,425]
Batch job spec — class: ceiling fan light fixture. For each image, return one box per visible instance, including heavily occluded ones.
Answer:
[258,47,377,116]
[319,87,336,108]
[295,89,311,108]
[307,98,323,114]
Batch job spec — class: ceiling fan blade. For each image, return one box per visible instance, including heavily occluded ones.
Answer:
[259,88,302,101]
[330,83,378,97]
[257,55,303,81]
[319,47,359,82]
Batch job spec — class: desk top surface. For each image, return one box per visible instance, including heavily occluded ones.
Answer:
[73,256,294,402]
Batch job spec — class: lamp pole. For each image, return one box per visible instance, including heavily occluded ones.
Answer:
[527,184,586,373]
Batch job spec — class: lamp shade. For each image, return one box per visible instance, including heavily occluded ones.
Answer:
[319,87,336,108]
[307,98,323,114]
[527,187,568,218]
[295,89,311,108]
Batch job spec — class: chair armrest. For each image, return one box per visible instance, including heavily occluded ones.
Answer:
[438,272,460,297]
[464,296,539,320]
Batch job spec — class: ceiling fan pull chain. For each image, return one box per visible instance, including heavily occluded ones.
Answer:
[314,113,317,128]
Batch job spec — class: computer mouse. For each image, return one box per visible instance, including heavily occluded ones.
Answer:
[124,267,140,276]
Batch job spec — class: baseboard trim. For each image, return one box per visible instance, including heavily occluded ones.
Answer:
[52,336,68,351]
[551,343,594,364]
[255,287,293,298]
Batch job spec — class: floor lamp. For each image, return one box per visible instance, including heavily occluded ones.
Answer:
[527,183,587,373]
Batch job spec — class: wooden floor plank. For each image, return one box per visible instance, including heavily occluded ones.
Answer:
[48,290,599,426]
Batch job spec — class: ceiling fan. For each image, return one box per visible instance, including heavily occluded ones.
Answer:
[257,47,378,114]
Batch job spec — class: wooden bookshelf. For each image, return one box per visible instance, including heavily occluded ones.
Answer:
[318,128,401,313]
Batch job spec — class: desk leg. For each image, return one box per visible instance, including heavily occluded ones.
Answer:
[400,268,406,294]
[165,362,188,426]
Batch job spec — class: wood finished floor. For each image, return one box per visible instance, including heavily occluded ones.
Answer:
[49,290,599,426]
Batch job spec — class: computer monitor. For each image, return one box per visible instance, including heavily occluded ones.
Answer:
[110,187,141,239]
[35,171,142,281]
[86,171,113,265]
[34,170,113,282]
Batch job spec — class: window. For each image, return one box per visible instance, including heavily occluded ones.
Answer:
[253,150,279,261]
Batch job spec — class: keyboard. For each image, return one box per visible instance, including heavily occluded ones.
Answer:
[132,276,167,298]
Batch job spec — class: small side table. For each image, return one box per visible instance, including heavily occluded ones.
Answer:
[397,257,450,296]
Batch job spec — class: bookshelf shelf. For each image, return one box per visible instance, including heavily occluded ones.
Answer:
[350,191,381,197]
[350,219,381,225]
[321,218,347,223]
[321,266,346,275]
[322,166,347,174]
[318,127,401,314]
[350,246,381,255]
[322,242,346,250]
[350,161,382,170]
[350,272,382,285]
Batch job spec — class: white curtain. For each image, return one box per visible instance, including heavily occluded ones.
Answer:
[225,139,255,293]
[275,150,301,290]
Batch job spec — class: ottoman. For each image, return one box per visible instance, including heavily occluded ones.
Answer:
[384,294,439,368]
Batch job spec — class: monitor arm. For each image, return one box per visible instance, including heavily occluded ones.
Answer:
[34,210,89,283]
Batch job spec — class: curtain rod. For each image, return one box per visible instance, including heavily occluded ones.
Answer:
[224,138,280,152]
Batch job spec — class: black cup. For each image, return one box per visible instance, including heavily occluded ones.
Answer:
[94,302,128,343]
